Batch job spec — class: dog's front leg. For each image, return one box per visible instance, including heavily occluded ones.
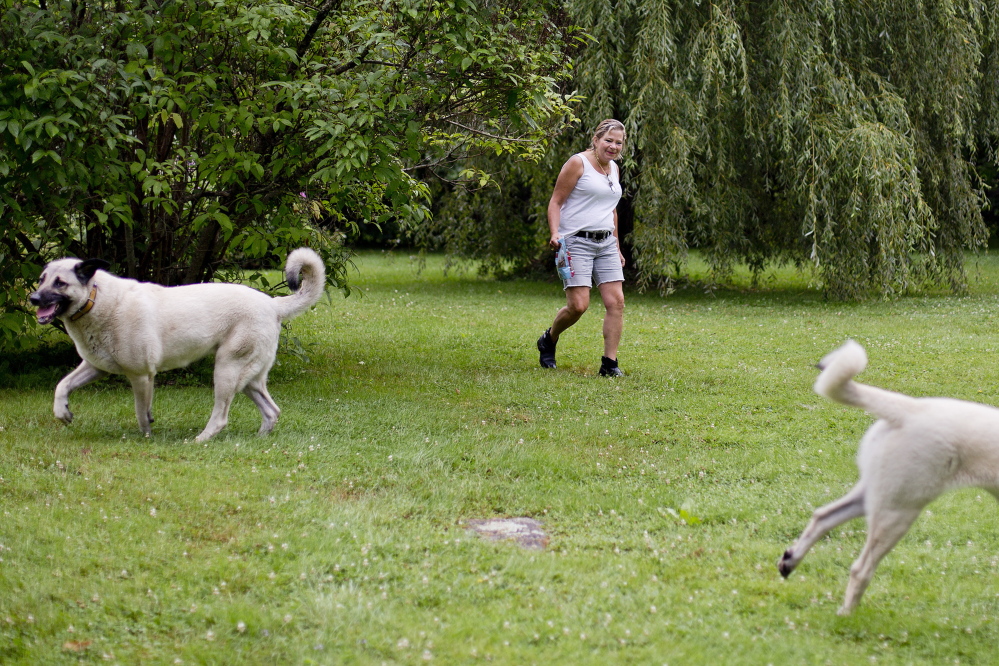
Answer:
[54,361,107,423]
[128,373,156,437]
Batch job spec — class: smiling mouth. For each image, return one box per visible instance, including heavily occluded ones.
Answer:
[36,301,67,325]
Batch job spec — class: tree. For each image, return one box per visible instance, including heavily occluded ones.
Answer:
[431,0,999,299]
[0,0,577,351]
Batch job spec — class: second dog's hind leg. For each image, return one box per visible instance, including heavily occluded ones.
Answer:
[779,483,866,577]
[839,505,921,615]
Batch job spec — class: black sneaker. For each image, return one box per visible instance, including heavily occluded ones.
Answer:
[537,329,557,368]
[599,356,623,377]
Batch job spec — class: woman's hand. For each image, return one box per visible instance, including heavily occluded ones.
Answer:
[549,235,562,250]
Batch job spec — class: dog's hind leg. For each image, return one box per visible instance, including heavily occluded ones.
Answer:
[128,373,155,437]
[197,388,236,442]
[779,483,866,578]
[839,505,921,615]
[195,357,251,442]
[54,361,108,424]
[243,375,280,435]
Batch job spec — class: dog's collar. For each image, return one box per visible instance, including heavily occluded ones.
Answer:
[69,284,98,322]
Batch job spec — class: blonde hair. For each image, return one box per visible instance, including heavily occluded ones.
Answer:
[590,119,626,152]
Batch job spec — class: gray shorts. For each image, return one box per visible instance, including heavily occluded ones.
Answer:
[561,234,624,289]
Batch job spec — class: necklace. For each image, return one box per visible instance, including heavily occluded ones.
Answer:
[596,159,614,190]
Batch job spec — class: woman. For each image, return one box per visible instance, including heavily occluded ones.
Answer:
[537,119,626,376]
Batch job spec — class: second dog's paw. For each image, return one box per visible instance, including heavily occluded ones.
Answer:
[777,550,796,578]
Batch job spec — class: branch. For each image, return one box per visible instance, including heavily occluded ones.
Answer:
[440,119,535,143]
[333,44,373,76]
[403,140,470,171]
[295,0,344,64]
[1,235,23,261]
[13,230,39,259]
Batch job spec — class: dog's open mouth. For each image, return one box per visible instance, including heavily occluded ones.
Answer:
[36,302,66,325]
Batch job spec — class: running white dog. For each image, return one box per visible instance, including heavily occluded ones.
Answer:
[29,248,325,441]
[779,340,999,614]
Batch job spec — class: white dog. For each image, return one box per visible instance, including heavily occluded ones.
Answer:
[29,248,325,441]
[779,339,999,614]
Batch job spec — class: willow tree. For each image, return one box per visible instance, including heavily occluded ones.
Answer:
[432,0,999,298]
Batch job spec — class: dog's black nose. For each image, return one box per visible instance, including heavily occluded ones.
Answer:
[29,292,42,306]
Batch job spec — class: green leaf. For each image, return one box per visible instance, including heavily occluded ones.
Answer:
[213,211,233,232]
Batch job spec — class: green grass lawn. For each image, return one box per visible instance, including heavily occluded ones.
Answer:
[5,251,999,664]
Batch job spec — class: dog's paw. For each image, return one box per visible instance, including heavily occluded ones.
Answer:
[777,550,796,578]
[55,404,74,424]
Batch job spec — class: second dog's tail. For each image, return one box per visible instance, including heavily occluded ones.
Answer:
[813,340,916,426]
[272,248,326,321]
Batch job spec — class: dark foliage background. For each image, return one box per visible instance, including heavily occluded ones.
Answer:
[0,0,578,352]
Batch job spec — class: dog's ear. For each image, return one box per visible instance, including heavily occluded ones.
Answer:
[74,259,110,284]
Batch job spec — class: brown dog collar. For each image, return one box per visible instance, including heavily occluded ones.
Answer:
[69,284,98,322]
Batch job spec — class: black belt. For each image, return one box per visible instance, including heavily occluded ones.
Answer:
[575,230,612,240]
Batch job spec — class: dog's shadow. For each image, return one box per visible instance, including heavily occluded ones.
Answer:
[156,357,216,388]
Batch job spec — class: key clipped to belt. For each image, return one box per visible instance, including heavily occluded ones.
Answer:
[555,236,573,280]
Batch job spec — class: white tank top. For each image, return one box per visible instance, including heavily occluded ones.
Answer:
[558,153,621,237]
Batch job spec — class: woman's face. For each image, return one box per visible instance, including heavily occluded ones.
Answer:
[594,129,625,162]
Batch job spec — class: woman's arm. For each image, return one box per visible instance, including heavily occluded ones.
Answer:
[547,155,584,249]
[613,208,626,267]
[612,162,625,266]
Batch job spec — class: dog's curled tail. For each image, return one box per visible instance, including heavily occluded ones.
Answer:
[813,339,915,425]
[272,248,326,321]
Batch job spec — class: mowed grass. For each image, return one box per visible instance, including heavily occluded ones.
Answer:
[5,252,999,664]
